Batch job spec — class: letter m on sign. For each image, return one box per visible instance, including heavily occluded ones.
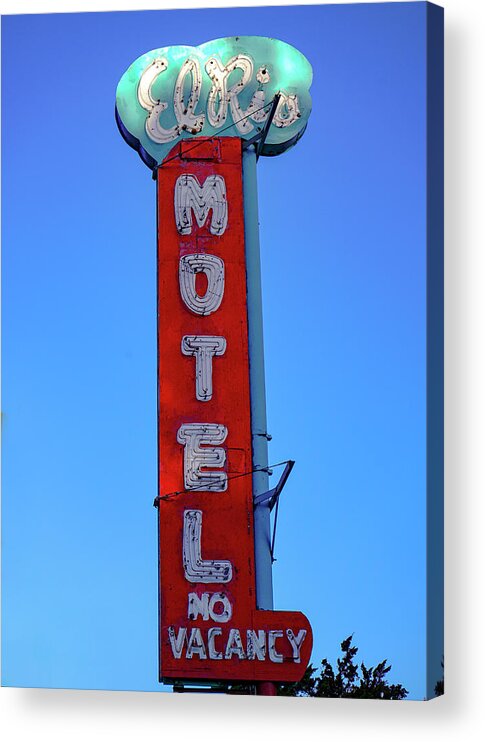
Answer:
[174,174,228,236]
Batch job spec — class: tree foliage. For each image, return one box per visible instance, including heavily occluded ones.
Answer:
[277,635,408,700]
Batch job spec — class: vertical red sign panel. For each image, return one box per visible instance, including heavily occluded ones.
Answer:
[156,137,312,682]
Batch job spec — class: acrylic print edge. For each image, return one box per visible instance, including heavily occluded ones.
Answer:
[426,0,444,702]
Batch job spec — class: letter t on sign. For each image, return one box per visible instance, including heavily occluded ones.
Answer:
[181,335,227,401]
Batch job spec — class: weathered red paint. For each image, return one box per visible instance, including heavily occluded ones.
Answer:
[156,137,312,682]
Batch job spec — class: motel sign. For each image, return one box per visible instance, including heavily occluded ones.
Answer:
[116,36,313,689]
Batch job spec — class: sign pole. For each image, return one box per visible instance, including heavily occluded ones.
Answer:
[242,143,277,697]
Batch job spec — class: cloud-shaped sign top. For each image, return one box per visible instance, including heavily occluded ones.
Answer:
[116,36,312,169]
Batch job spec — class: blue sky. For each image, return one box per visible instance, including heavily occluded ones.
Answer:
[2,3,431,698]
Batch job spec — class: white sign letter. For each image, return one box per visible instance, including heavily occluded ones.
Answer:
[246,630,266,660]
[286,629,307,663]
[205,55,255,133]
[173,59,205,135]
[175,174,227,236]
[168,626,187,659]
[138,58,179,144]
[273,93,301,128]
[179,254,225,316]
[183,510,233,584]
[208,593,232,623]
[224,628,246,660]
[268,630,284,663]
[208,628,223,660]
[186,628,207,659]
[187,592,210,621]
[177,423,227,491]
[182,335,226,401]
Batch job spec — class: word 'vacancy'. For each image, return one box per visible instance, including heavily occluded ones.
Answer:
[168,625,307,664]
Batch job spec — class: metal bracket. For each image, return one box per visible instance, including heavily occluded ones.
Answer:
[253,459,295,563]
[253,460,294,509]
[255,431,272,441]
[242,92,281,160]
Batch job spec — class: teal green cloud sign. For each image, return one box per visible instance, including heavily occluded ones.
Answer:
[116,36,313,168]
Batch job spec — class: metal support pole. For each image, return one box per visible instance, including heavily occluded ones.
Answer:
[242,144,277,696]
[243,144,273,610]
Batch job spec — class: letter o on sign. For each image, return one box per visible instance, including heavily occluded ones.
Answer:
[179,253,225,316]
[209,593,232,623]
